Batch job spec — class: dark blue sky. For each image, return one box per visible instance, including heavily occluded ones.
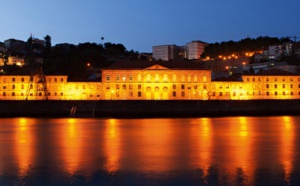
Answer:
[1,0,299,52]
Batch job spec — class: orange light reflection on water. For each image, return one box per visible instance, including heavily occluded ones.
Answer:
[221,117,254,185]
[195,118,212,179]
[14,118,35,178]
[281,116,295,184]
[103,119,121,173]
[61,118,82,175]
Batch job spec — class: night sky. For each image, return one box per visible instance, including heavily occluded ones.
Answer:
[1,0,299,52]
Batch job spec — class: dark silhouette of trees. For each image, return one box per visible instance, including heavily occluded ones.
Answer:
[201,36,292,59]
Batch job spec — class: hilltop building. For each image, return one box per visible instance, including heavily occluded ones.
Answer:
[152,40,206,61]
[4,39,26,55]
[185,40,207,60]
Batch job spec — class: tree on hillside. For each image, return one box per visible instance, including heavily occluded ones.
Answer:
[44,35,51,56]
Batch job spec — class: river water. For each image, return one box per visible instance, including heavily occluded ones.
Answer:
[0,116,300,186]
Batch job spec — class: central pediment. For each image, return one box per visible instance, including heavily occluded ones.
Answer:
[145,64,170,70]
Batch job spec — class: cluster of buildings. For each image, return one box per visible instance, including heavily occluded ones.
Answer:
[152,40,207,61]
[0,38,44,67]
[1,61,300,101]
[1,36,300,102]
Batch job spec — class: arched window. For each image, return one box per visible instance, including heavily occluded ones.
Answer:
[181,74,185,82]
[163,74,168,82]
[106,74,110,81]
[116,74,120,82]
[203,74,207,83]
[194,74,198,82]
[122,74,126,82]
[129,74,133,82]
[187,74,191,82]
[172,74,177,82]
[12,84,15,89]
[137,74,142,82]
[147,74,151,82]
[155,74,160,82]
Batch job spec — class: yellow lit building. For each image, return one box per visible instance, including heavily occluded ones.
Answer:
[0,62,300,101]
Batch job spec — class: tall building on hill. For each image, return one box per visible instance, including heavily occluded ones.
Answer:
[152,45,182,61]
[185,40,207,60]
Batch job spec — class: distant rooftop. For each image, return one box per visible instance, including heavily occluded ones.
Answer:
[104,60,210,70]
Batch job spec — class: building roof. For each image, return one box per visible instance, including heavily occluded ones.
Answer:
[213,75,243,82]
[103,60,210,70]
[243,68,298,76]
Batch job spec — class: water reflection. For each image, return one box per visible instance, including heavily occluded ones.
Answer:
[193,118,212,179]
[0,116,299,185]
[103,119,121,173]
[281,116,295,185]
[61,118,82,174]
[14,118,35,178]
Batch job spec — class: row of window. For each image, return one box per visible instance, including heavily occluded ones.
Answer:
[245,77,300,82]
[266,84,300,89]
[1,92,64,96]
[210,91,299,96]
[106,74,208,83]
[1,77,65,83]
[1,84,101,90]
[109,91,193,98]
[107,84,208,90]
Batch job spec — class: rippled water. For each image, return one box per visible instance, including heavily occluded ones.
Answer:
[0,116,300,185]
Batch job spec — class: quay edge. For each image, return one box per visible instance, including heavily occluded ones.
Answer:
[1,100,300,118]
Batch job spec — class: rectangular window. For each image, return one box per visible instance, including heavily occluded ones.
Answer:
[181,92,185,97]
[3,92,6,96]
[129,85,133,90]
[116,84,120,89]
[203,85,207,89]
[173,91,176,97]
[267,92,269,96]
[274,84,277,89]
[266,84,269,88]
[138,91,142,97]
[283,91,285,95]
[283,84,285,88]
[173,84,176,89]
[3,85,6,89]
[194,86,197,89]
[129,92,133,97]
[122,84,126,89]
[219,92,223,96]
[275,91,277,95]
[61,78,63,82]
[138,84,142,89]
[21,78,24,82]
[181,85,185,89]
[291,84,293,88]
[12,78,15,82]
[291,91,293,95]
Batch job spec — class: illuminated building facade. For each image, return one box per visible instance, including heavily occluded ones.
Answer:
[0,62,300,101]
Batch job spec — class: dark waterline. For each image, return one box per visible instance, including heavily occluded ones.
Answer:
[1,117,300,185]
